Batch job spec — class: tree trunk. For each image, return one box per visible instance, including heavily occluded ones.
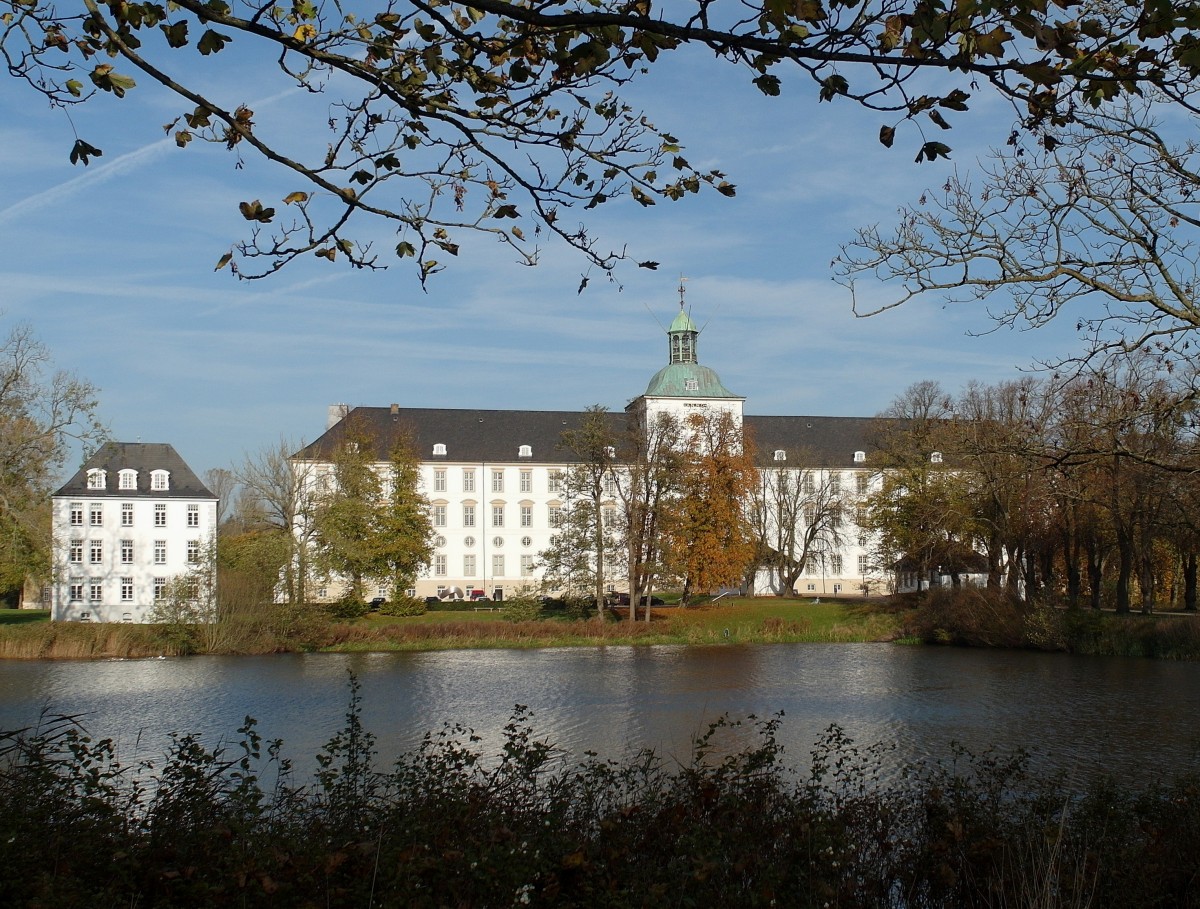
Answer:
[1139,552,1155,614]
[1086,542,1104,611]
[1115,534,1133,614]
[1184,553,1197,612]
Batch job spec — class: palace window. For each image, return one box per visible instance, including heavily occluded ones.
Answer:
[520,470,532,492]
[187,504,200,527]
[434,469,446,492]
[154,540,166,564]
[520,505,532,528]
[187,540,200,563]
[121,503,134,526]
[118,469,137,490]
[463,504,476,527]
[69,540,83,563]
[89,540,102,564]
[89,503,103,526]
[87,469,106,490]
[120,540,133,563]
[492,470,504,493]
[121,578,134,602]
[463,554,476,576]
[150,470,170,491]
[70,502,83,525]
[155,504,167,527]
[462,470,475,492]
[492,505,504,527]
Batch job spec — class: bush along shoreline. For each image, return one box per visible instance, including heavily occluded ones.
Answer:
[908,587,1200,660]
[4,676,1200,908]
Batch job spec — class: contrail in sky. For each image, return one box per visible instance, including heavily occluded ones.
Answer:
[0,87,300,227]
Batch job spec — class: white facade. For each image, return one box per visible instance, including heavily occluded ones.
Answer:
[50,443,218,622]
[295,306,893,601]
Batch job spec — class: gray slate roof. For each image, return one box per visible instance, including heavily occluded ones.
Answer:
[53,442,216,499]
[296,407,885,467]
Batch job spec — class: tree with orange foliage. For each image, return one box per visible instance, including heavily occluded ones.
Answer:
[668,411,758,606]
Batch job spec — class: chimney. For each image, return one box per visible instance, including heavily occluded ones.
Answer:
[390,403,399,421]
[327,403,349,430]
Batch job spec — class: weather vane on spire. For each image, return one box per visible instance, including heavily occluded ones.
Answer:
[678,276,687,310]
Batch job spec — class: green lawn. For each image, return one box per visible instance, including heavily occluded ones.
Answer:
[0,609,49,626]
[352,597,906,648]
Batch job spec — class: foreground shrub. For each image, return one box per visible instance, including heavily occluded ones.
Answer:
[6,677,1200,908]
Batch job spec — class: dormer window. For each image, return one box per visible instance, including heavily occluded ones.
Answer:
[853,451,866,463]
[432,443,447,456]
[86,469,106,490]
[605,446,616,458]
[930,451,943,464]
[150,470,170,491]
[118,469,137,490]
[518,444,532,458]
[684,378,699,392]
[773,449,786,462]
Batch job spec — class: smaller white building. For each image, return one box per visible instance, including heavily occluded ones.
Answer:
[50,442,218,622]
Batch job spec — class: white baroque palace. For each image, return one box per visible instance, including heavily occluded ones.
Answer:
[295,307,892,601]
[50,442,218,622]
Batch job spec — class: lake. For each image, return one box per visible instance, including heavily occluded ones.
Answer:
[1,643,1197,785]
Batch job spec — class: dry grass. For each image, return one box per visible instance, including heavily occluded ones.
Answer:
[0,622,183,660]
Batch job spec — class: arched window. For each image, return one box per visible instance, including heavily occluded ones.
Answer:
[118,469,137,490]
[86,469,106,490]
[518,444,532,458]
[432,443,447,456]
[773,449,786,462]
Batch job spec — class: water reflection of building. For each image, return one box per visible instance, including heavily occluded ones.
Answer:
[296,304,900,602]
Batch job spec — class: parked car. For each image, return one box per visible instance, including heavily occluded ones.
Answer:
[469,591,490,602]
[368,596,386,610]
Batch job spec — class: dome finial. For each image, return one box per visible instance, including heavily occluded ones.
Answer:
[678,275,687,310]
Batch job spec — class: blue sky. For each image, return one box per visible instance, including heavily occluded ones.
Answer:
[0,36,1083,478]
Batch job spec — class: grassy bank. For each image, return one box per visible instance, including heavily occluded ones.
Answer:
[4,680,1199,908]
[0,599,906,659]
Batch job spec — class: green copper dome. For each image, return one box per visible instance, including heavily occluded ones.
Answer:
[644,362,740,398]
[669,309,699,334]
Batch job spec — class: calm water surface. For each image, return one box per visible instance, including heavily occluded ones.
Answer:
[1,644,1197,784]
